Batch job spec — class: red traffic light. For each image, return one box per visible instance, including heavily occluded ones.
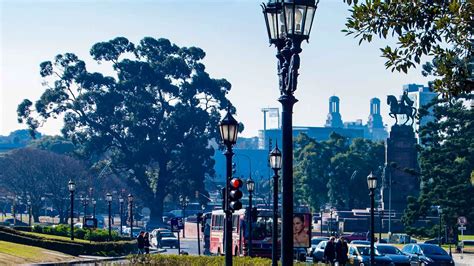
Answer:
[230,178,243,189]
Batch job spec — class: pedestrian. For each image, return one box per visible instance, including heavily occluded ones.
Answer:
[336,236,349,266]
[324,236,336,265]
[144,232,150,254]
[137,231,145,254]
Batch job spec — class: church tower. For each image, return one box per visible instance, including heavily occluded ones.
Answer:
[325,96,343,128]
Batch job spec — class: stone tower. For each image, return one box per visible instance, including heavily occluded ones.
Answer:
[325,96,343,128]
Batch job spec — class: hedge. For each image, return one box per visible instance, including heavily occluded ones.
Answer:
[129,254,309,265]
[0,226,135,256]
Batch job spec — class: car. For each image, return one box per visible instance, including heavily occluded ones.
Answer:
[342,232,368,243]
[402,243,455,266]
[347,244,394,266]
[376,244,419,266]
[351,240,371,245]
[150,228,173,247]
[4,218,28,226]
[308,237,329,257]
[293,247,307,262]
[157,231,179,248]
[312,240,328,262]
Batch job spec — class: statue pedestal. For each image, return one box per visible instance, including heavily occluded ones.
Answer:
[385,125,419,212]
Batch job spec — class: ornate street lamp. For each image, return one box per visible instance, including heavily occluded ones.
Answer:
[106,193,113,240]
[367,172,377,266]
[128,194,134,238]
[92,199,97,218]
[219,109,239,266]
[27,198,32,227]
[269,143,282,265]
[179,195,190,238]
[261,1,319,264]
[119,195,124,235]
[68,180,76,240]
[246,177,255,257]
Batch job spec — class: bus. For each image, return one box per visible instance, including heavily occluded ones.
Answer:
[210,208,279,258]
[210,206,312,258]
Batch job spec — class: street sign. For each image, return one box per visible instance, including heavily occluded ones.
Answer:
[458,226,466,231]
[171,217,184,231]
[457,216,467,225]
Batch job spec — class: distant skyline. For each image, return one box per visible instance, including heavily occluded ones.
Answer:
[0,0,430,138]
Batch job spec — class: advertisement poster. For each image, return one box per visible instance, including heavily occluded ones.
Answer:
[293,213,311,247]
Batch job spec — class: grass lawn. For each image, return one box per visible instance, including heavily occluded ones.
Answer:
[459,235,474,240]
[0,240,75,264]
[23,231,91,243]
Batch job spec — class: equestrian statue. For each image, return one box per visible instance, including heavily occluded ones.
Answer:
[387,91,417,126]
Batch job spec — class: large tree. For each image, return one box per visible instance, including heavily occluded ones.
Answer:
[0,148,88,223]
[17,37,232,224]
[344,0,473,97]
[294,133,384,211]
[402,94,474,234]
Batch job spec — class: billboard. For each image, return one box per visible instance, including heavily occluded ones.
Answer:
[293,213,311,248]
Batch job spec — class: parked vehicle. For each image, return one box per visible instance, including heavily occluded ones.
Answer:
[351,240,370,245]
[308,237,328,257]
[150,228,173,247]
[376,244,419,266]
[342,232,368,243]
[347,244,394,266]
[312,240,327,262]
[157,231,179,248]
[4,218,28,226]
[402,243,454,266]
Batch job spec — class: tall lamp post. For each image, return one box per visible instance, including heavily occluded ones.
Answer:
[119,196,124,235]
[436,206,443,247]
[269,143,282,265]
[219,110,239,266]
[92,199,97,218]
[68,180,76,240]
[179,195,190,238]
[246,177,256,257]
[106,193,112,240]
[128,194,134,238]
[27,198,32,227]
[367,172,377,266]
[261,1,319,264]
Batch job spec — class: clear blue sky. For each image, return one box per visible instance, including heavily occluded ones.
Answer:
[1,0,429,137]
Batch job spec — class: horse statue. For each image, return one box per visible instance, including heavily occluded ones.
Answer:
[387,94,417,126]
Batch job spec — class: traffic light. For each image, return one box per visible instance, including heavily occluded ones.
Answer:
[228,177,243,211]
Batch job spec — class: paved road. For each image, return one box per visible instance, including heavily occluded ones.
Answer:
[161,237,203,256]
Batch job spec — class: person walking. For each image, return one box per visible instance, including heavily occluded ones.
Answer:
[137,231,145,254]
[336,237,349,266]
[144,232,150,254]
[324,236,336,265]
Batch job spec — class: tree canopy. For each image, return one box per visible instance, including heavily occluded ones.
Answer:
[402,94,474,234]
[294,133,385,211]
[17,36,233,223]
[344,0,473,97]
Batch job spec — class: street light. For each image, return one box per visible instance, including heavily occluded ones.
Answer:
[261,0,319,264]
[27,198,32,227]
[92,199,97,218]
[219,109,239,266]
[106,193,113,240]
[367,172,378,266]
[269,143,281,265]
[119,195,124,235]
[80,195,89,224]
[179,195,190,238]
[246,177,256,258]
[68,180,76,241]
[128,194,134,238]
[436,206,443,247]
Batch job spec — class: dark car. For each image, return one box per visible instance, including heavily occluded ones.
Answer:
[376,244,419,266]
[157,231,179,248]
[342,232,368,243]
[348,244,394,266]
[4,218,28,226]
[402,243,454,266]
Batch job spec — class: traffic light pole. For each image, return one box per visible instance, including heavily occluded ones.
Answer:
[224,145,234,266]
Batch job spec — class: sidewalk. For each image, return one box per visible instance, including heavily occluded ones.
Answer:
[452,253,474,266]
